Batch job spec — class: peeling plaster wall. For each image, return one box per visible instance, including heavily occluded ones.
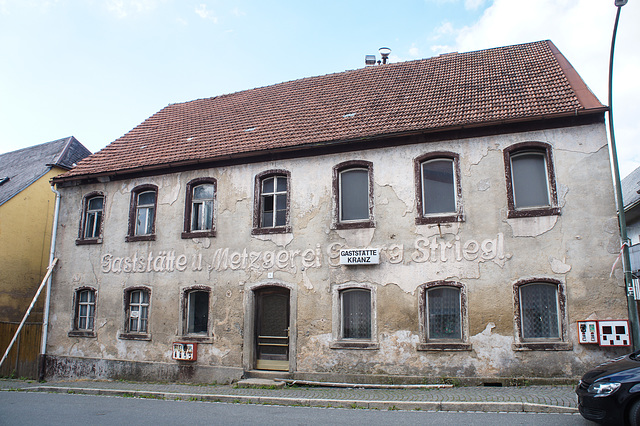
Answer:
[46,122,630,383]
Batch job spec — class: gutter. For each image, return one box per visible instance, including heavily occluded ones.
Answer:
[39,184,61,380]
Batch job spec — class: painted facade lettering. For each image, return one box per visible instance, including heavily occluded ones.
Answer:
[101,234,507,274]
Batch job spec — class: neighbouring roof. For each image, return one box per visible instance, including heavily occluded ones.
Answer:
[56,40,605,183]
[623,166,640,214]
[0,136,91,206]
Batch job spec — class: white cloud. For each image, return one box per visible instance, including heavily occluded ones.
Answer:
[464,0,485,10]
[409,45,420,58]
[433,21,455,39]
[195,3,218,23]
[230,7,245,17]
[106,0,157,19]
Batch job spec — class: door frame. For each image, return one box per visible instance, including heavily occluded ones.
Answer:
[243,280,297,372]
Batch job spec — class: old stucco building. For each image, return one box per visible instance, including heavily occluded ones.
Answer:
[45,40,629,384]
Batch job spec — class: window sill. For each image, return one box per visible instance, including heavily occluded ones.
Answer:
[416,213,464,225]
[181,230,216,239]
[125,234,156,242]
[330,340,379,350]
[178,335,214,344]
[251,226,292,235]
[513,341,572,351]
[75,238,102,245]
[417,342,472,351]
[334,220,375,230]
[68,330,96,338]
[118,332,151,341]
[507,207,561,219]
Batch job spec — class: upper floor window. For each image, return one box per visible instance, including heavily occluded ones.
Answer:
[120,288,150,339]
[77,192,104,245]
[252,170,291,235]
[333,161,374,229]
[513,278,570,351]
[182,178,216,239]
[418,281,470,351]
[68,287,97,338]
[504,142,560,218]
[415,153,463,224]
[126,184,157,242]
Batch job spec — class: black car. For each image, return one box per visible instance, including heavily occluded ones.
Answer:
[576,351,640,425]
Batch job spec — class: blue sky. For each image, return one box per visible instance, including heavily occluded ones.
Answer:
[1,0,638,177]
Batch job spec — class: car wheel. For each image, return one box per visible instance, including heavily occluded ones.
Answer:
[630,400,640,426]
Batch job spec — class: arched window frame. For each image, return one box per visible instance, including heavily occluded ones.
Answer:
[119,286,151,341]
[126,184,158,242]
[504,142,560,218]
[417,281,471,351]
[252,170,291,235]
[180,285,213,343]
[68,286,97,338]
[513,278,571,351]
[330,282,378,350]
[182,178,217,239]
[76,191,105,245]
[414,152,464,224]
[333,160,375,230]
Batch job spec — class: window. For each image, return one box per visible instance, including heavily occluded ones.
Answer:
[126,184,157,242]
[183,178,216,238]
[119,288,151,340]
[181,287,211,341]
[342,289,371,339]
[504,142,560,218]
[333,161,374,229]
[252,170,291,234]
[77,192,104,244]
[418,282,470,351]
[415,153,463,224]
[331,283,378,349]
[427,287,461,339]
[513,279,570,350]
[69,288,96,337]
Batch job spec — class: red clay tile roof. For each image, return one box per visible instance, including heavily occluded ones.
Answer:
[57,40,605,182]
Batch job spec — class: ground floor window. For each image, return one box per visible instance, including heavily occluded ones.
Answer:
[341,288,371,339]
[427,286,461,340]
[418,281,470,351]
[69,287,97,337]
[330,283,378,349]
[185,289,210,335]
[513,278,570,350]
[519,283,559,339]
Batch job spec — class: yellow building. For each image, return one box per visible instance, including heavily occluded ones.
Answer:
[0,137,90,377]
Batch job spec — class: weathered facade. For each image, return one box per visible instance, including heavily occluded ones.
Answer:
[45,41,630,384]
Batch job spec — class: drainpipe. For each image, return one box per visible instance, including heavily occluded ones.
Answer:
[39,184,61,380]
[608,1,640,350]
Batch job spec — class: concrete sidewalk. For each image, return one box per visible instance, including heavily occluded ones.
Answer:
[0,378,578,414]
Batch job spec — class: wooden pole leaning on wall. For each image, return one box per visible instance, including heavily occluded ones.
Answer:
[0,258,58,371]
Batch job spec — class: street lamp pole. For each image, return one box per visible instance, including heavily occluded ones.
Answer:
[607,0,640,350]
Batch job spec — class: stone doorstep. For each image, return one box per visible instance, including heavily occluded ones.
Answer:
[26,385,579,414]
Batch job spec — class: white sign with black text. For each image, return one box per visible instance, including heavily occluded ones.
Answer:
[339,248,380,265]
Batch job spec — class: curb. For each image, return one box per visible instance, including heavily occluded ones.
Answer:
[26,386,579,414]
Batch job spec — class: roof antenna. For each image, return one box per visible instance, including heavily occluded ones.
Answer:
[364,47,392,66]
[379,47,391,64]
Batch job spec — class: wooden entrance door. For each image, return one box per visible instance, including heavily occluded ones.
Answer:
[255,287,290,371]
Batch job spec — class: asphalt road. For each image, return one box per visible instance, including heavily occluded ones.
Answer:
[0,391,592,425]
